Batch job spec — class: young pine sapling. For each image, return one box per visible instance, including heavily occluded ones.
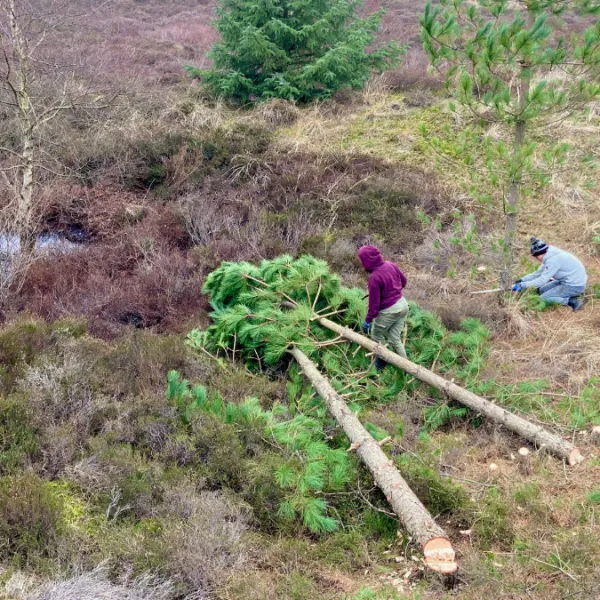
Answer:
[420,0,600,287]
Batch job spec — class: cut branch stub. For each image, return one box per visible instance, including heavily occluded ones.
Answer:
[318,318,583,467]
[289,346,458,575]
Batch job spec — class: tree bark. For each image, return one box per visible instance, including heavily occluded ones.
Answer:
[7,0,36,251]
[317,318,583,466]
[500,65,530,289]
[289,346,458,575]
[501,119,526,290]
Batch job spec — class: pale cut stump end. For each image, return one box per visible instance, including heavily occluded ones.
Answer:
[569,448,584,466]
[423,538,458,574]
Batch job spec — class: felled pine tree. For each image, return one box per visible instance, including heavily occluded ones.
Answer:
[420,0,600,287]
[189,255,490,418]
[187,0,402,103]
[186,255,490,553]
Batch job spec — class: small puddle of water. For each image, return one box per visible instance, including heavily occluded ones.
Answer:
[0,232,82,256]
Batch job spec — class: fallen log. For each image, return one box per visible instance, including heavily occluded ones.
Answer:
[317,318,583,467]
[289,346,458,575]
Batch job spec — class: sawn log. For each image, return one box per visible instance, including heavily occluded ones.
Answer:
[289,346,458,575]
[317,318,583,466]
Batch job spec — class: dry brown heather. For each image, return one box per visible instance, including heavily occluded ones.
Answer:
[1,0,600,599]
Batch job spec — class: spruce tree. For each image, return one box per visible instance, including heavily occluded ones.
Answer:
[420,0,600,288]
[188,0,402,103]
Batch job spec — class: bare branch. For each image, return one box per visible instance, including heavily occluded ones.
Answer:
[0,145,22,158]
[34,163,66,177]
[0,167,14,190]
[1,47,19,104]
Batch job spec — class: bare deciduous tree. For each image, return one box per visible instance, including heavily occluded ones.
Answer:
[0,0,114,303]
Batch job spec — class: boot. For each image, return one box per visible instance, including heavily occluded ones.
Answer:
[568,296,585,312]
[375,358,386,372]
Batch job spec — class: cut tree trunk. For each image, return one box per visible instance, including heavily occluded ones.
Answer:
[501,118,526,290]
[7,0,36,252]
[317,318,583,466]
[500,64,529,290]
[289,346,458,575]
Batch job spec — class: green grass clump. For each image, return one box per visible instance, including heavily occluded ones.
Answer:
[351,588,406,600]
[587,490,600,505]
[560,377,600,427]
[473,488,515,550]
[397,453,473,522]
[474,376,600,428]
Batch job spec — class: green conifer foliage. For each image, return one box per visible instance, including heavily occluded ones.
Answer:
[167,371,353,533]
[420,0,600,286]
[185,255,491,533]
[187,0,402,103]
[190,255,491,396]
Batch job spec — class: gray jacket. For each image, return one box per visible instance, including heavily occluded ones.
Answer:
[521,246,587,290]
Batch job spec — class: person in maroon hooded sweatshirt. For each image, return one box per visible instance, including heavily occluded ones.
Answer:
[357,245,409,371]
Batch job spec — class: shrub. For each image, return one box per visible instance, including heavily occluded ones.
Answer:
[132,132,191,190]
[20,353,94,429]
[119,466,165,520]
[66,444,168,521]
[383,48,443,92]
[64,118,272,193]
[161,487,250,592]
[39,425,80,479]
[135,415,176,459]
[96,332,192,397]
[0,319,52,395]
[336,176,428,246]
[43,183,141,240]
[21,567,185,600]
[0,473,63,565]
[18,246,208,339]
[189,412,250,490]
[0,397,39,475]
[178,188,249,247]
[403,89,434,108]
[190,0,402,103]
[16,342,132,473]
[64,451,133,497]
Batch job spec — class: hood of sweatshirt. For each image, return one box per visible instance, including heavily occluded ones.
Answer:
[544,246,559,262]
[357,245,385,273]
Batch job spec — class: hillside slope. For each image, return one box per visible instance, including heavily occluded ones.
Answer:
[0,0,599,599]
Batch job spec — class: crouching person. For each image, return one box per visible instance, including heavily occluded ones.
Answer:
[357,245,409,372]
[513,237,587,311]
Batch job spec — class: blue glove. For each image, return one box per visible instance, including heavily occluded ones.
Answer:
[362,321,372,334]
[512,283,522,292]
